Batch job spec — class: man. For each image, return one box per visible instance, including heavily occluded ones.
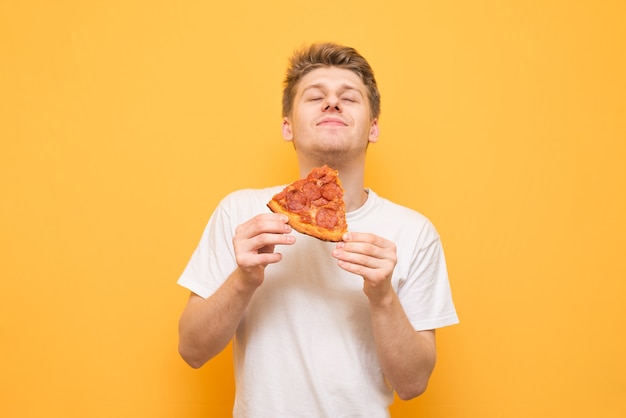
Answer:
[177,42,458,417]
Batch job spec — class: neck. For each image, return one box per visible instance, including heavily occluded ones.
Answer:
[343,184,369,212]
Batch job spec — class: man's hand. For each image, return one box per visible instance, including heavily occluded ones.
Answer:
[332,232,397,302]
[333,232,436,399]
[178,213,295,368]
[233,213,295,289]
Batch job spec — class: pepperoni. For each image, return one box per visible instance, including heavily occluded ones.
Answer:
[302,181,322,201]
[315,207,338,229]
[274,189,288,200]
[292,178,308,189]
[321,182,342,200]
[309,166,328,179]
[325,200,342,211]
[311,197,328,207]
[286,190,308,211]
[320,173,335,185]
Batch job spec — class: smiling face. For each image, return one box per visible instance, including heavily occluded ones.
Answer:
[282,66,379,168]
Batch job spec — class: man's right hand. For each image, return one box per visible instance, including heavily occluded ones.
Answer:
[232,213,295,288]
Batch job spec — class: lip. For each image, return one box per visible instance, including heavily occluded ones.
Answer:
[316,117,348,126]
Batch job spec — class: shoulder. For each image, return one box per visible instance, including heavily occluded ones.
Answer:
[220,186,284,206]
[214,186,285,219]
[367,190,433,226]
[200,186,285,234]
[373,192,428,219]
[362,190,441,244]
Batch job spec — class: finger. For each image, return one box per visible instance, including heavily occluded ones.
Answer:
[334,253,391,279]
[240,214,291,236]
[342,231,394,250]
[250,232,295,249]
[335,241,393,265]
[335,256,390,283]
[239,251,284,269]
[235,232,295,258]
[335,253,393,284]
[236,236,292,269]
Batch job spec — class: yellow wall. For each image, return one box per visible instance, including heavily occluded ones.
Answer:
[2,1,625,417]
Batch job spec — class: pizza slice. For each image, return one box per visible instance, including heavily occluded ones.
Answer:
[267,165,348,242]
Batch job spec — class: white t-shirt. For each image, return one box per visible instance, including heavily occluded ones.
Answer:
[178,187,459,417]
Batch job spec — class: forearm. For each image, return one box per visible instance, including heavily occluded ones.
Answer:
[178,269,257,368]
[369,292,437,400]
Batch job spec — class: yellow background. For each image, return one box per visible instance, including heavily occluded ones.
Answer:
[2,1,625,417]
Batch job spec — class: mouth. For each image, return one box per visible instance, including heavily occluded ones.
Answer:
[316,117,348,127]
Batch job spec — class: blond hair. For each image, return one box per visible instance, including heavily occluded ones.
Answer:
[282,42,381,120]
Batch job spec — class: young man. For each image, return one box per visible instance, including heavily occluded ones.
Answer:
[177,42,458,417]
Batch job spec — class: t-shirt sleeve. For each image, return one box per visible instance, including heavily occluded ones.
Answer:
[177,201,238,299]
[396,222,459,331]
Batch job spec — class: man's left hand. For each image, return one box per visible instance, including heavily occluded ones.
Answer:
[332,232,397,302]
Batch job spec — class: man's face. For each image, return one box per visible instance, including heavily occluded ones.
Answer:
[282,66,379,166]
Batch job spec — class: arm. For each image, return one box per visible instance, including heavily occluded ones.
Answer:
[178,213,295,368]
[332,232,437,400]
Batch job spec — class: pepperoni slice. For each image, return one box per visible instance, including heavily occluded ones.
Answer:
[286,190,308,211]
[302,181,322,201]
[315,207,338,229]
[309,166,328,179]
[311,197,329,207]
[319,173,334,185]
[321,182,342,200]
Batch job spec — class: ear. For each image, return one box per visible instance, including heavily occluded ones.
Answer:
[282,117,294,141]
[368,119,380,143]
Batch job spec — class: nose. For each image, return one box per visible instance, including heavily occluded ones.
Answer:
[323,96,341,112]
